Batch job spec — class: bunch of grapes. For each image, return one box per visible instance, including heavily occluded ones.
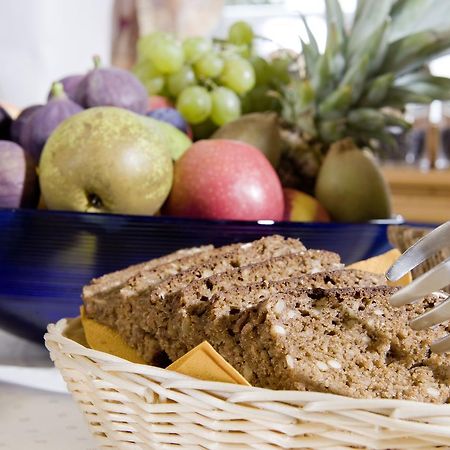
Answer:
[133,21,291,130]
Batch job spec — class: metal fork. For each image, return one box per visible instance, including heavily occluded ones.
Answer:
[386,221,450,353]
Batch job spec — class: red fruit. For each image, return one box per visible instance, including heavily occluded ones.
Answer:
[148,95,172,111]
[164,139,284,221]
[283,188,330,222]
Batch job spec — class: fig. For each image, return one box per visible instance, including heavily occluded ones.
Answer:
[0,106,12,140]
[75,57,148,114]
[48,74,84,102]
[315,138,392,222]
[0,140,39,208]
[21,82,83,162]
[146,107,189,135]
[10,105,42,145]
[212,112,282,167]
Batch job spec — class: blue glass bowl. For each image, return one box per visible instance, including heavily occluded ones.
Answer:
[0,208,402,342]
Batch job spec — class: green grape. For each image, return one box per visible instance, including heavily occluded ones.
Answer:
[210,87,241,126]
[194,53,224,79]
[241,85,281,114]
[228,21,254,46]
[219,56,255,95]
[250,56,271,86]
[148,34,184,74]
[132,59,164,94]
[182,37,212,63]
[167,66,196,97]
[176,86,212,124]
[137,31,172,60]
[269,56,291,85]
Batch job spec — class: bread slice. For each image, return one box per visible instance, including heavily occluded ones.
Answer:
[158,251,345,360]
[115,235,306,363]
[218,286,450,402]
[82,245,213,328]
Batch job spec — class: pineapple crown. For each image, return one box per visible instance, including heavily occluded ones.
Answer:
[282,0,450,149]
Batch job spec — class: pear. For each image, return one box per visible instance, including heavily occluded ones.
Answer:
[140,115,191,161]
[314,138,391,222]
[212,112,282,167]
[39,107,173,215]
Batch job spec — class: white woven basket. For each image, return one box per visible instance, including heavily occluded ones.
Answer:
[45,319,450,450]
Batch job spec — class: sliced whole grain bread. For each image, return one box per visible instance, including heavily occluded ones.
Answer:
[82,245,213,327]
[169,269,387,362]
[115,235,307,363]
[158,251,345,360]
[218,286,450,403]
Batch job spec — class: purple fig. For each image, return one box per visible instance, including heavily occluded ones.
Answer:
[75,56,147,114]
[10,104,42,145]
[21,82,83,162]
[0,106,12,140]
[48,74,84,102]
[0,140,39,208]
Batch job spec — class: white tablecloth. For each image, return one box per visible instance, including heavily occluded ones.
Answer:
[0,329,96,449]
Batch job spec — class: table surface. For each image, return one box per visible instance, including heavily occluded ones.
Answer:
[0,329,96,449]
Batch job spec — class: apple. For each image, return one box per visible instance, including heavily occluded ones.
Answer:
[283,188,330,222]
[148,95,172,111]
[39,107,173,215]
[164,139,284,221]
[0,140,39,208]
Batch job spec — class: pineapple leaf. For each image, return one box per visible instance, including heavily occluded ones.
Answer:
[318,118,346,143]
[389,0,450,42]
[347,0,393,61]
[381,29,450,74]
[311,54,332,100]
[382,86,433,108]
[325,0,346,50]
[318,85,352,119]
[339,54,370,102]
[301,16,319,55]
[360,73,395,106]
[347,108,385,131]
[300,38,318,78]
[383,113,412,130]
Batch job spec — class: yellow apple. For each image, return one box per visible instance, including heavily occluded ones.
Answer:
[283,188,331,222]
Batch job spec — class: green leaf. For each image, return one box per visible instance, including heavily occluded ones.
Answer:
[383,86,433,108]
[348,108,385,131]
[325,0,346,51]
[301,15,319,55]
[381,29,450,74]
[311,54,333,100]
[360,73,395,106]
[318,119,346,143]
[389,0,450,42]
[300,38,318,78]
[339,54,370,102]
[318,84,352,119]
[347,0,393,61]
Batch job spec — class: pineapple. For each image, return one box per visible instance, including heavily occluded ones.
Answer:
[278,0,450,214]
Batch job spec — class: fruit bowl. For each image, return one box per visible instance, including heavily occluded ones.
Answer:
[0,208,404,342]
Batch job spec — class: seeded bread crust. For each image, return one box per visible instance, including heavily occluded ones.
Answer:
[178,269,386,364]
[116,235,306,363]
[159,251,344,360]
[82,245,213,327]
[225,287,450,403]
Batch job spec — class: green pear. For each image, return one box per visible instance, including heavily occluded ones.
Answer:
[39,107,173,215]
[315,138,391,222]
[140,116,192,161]
[212,112,282,167]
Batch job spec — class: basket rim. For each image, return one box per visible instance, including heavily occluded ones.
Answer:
[45,318,450,414]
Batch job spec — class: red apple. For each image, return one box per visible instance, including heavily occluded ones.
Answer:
[283,188,330,222]
[148,95,172,111]
[164,139,284,221]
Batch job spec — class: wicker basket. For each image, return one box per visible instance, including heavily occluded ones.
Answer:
[45,319,450,450]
